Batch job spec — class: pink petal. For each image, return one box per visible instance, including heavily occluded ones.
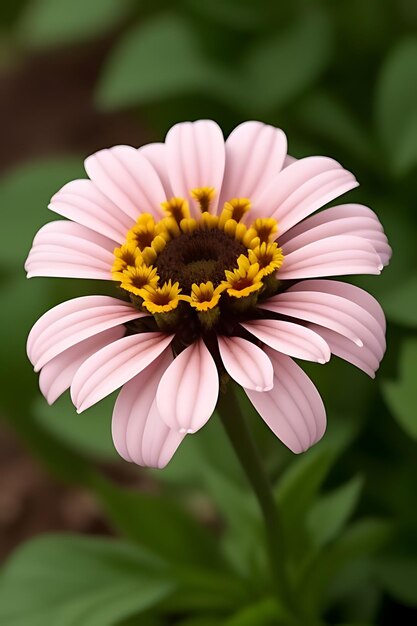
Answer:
[31,221,115,255]
[165,120,225,216]
[71,332,174,413]
[300,279,386,333]
[241,319,330,364]
[138,142,173,198]
[112,350,185,467]
[156,338,219,433]
[307,324,380,378]
[27,295,125,356]
[25,260,111,280]
[253,156,358,232]
[279,204,392,266]
[28,296,143,370]
[246,349,326,453]
[39,327,124,405]
[84,145,166,221]
[25,221,115,280]
[283,155,297,168]
[141,400,186,468]
[217,335,274,391]
[260,280,386,357]
[219,121,287,210]
[278,235,383,280]
[49,179,133,244]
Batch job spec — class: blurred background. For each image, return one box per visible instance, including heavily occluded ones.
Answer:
[1,0,417,624]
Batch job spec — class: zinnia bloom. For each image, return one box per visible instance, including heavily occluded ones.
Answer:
[25,121,391,468]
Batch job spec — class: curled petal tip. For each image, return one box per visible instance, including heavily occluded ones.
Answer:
[256,383,273,392]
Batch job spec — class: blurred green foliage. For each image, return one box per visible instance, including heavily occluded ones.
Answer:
[1,0,417,624]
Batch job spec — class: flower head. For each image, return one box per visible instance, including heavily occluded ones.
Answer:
[26,120,391,468]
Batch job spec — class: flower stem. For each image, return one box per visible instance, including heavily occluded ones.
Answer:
[217,384,296,617]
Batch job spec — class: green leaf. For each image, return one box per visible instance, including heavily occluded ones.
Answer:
[295,90,375,164]
[302,519,392,613]
[32,393,117,460]
[92,476,226,570]
[97,14,227,111]
[380,274,417,327]
[152,411,243,488]
[307,475,364,548]
[276,425,353,529]
[381,339,417,439]
[175,619,224,626]
[0,158,83,269]
[18,0,132,48]
[182,0,277,31]
[319,519,392,575]
[0,534,175,626]
[390,113,417,175]
[0,277,97,485]
[241,9,333,114]
[154,412,261,577]
[224,597,286,625]
[374,557,417,606]
[375,37,417,175]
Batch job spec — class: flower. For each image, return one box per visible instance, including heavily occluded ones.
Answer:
[25,120,391,468]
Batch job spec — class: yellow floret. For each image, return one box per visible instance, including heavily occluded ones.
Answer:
[191,187,216,213]
[119,265,159,296]
[112,242,142,280]
[222,255,263,298]
[248,242,284,277]
[161,197,190,224]
[183,281,225,312]
[219,198,251,228]
[139,280,183,314]
[243,217,278,247]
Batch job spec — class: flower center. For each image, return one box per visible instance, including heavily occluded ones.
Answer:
[155,229,247,292]
[111,192,284,336]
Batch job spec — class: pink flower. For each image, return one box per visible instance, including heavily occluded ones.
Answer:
[25,121,391,468]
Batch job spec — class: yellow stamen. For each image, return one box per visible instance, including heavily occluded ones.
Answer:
[112,242,142,279]
[126,213,167,251]
[248,242,284,277]
[158,216,181,238]
[244,218,278,246]
[223,198,251,224]
[191,187,216,213]
[161,197,190,223]
[220,218,249,243]
[119,265,159,296]
[234,222,248,242]
[222,255,263,299]
[223,218,238,238]
[180,217,198,234]
[200,212,219,229]
[139,280,183,314]
[183,281,225,312]
[141,235,167,265]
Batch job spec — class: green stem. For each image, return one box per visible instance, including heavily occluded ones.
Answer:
[217,385,296,617]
